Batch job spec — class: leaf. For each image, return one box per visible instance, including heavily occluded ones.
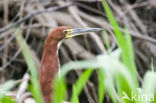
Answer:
[1,96,17,103]
[53,77,67,103]
[70,69,93,102]
[102,0,138,82]
[98,69,105,103]
[15,28,43,103]
[102,29,111,51]
[0,80,18,103]
[71,85,79,103]
[0,80,18,98]
[75,69,93,95]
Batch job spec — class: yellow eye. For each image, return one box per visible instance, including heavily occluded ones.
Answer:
[63,30,71,34]
[63,29,75,38]
[63,30,68,34]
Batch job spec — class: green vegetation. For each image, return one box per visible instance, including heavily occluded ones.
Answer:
[15,28,43,103]
[0,80,18,103]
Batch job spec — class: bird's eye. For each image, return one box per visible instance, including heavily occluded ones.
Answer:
[63,30,68,34]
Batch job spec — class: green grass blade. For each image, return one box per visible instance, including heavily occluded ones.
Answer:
[124,27,137,77]
[115,74,136,103]
[1,96,17,103]
[15,28,43,103]
[151,59,154,72]
[75,69,93,95]
[70,69,93,102]
[0,80,18,102]
[98,69,105,103]
[102,2,138,101]
[102,0,138,80]
[103,69,118,103]
[102,29,111,51]
[142,72,156,103]
[53,77,67,103]
[0,80,17,96]
[71,85,79,103]
[102,0,125,47]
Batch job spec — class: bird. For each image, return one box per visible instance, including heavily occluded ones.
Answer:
[39,26,102,103]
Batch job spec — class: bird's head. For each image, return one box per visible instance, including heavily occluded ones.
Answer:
[46,26,102,45]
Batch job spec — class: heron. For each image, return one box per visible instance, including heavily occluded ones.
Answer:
[39,26,102,103]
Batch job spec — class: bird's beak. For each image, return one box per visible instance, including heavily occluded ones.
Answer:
[64,28,102,39]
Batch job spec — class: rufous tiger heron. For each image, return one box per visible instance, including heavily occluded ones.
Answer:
[39,26,102,103]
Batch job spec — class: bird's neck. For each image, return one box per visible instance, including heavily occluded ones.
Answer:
[39,40,60,103]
